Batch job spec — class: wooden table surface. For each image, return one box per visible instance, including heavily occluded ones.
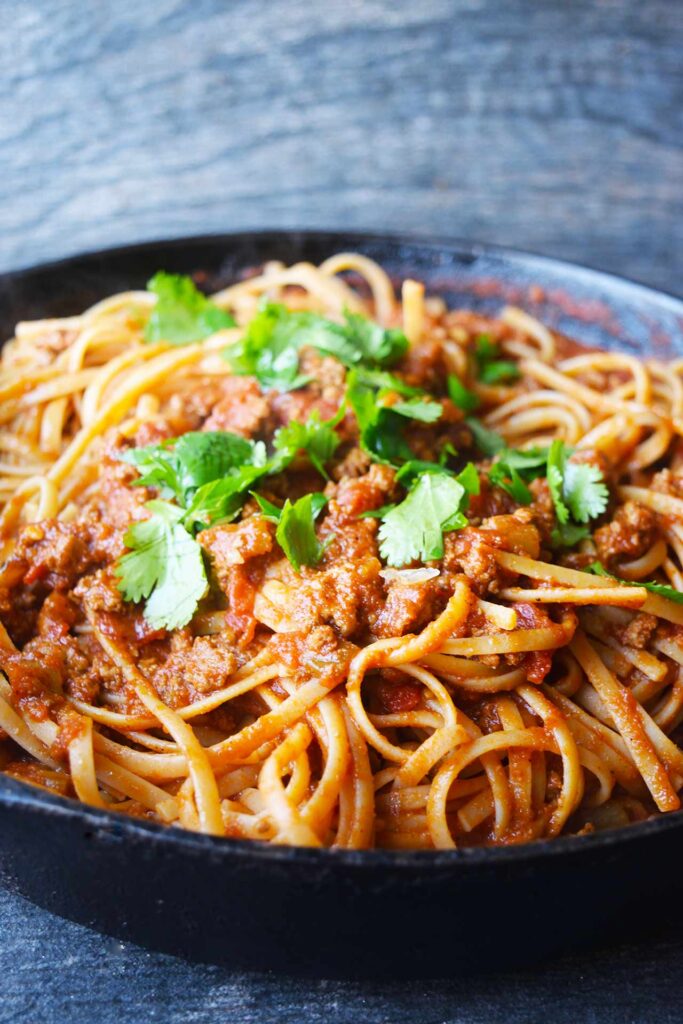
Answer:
[1,1,682,1021]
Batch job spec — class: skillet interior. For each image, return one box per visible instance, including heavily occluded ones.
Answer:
[1,231,683,975]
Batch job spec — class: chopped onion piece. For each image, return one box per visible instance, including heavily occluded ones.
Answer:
[379,567,440,585]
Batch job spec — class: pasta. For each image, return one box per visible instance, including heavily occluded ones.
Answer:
[2,252,683,851]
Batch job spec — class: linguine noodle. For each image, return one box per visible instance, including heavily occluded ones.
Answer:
[2,253,683,850]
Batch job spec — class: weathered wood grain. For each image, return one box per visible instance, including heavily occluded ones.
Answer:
[2,882,683,1024]
[0,0,681,291]
[1,1,683,1020]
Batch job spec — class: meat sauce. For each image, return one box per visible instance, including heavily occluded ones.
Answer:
[0,304,646,801]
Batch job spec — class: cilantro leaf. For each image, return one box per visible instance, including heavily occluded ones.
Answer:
[587,562,683,605]
[395,460,480,497]
[447,374,480,412]
[547,441,608,525]
[145,272,235,345]
[546,440,570,525]
[563,461,609,523]
[488,446,549,505]
[351,368,422,398]
[551,522,591,548]
[377,473,469,567]
[465,417,506,457]
[254,492,329,572]
[174,432,266,493]
[390,398,442,423]
[473,335,520,386]
[346,369,415,465]
[273,407,343,478]
[121,432,268,508]
[342,312,409,365]
[121,443,183,501]
[225,304,408,391]
[182,465,271,532]
[115,500,208,630]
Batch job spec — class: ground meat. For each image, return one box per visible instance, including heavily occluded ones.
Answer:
[255,556,384,639]
[268,625,357,687]
[650,469,683,499]
[593,501,657,567]
[37,592,79,641]
[74,568,127,614]
[269,350,345,428]
[202,377,272,437]
[617,613,658,650]
[376,676,422,713]
[441,516,537,596]
[442,529,508,596]
[10,521,94,591]
[372,579,446,638]
[328,463,397,519]
[467,479,518,521]
[152,632,241,706]
[330,445,372,482]
[199,518,274,578]
[398,339,449,392]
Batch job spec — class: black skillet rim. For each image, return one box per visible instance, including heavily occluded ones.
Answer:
[1,228,683,871]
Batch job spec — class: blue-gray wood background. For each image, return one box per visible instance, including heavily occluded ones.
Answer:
[1,1,682,1021]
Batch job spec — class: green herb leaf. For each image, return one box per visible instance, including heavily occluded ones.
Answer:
[488,446,549,505]
[465,417,506,457]
[145,272,235,345]
[377,473,469,567]
[115,500,208,630]
[254,492,329,572]
[551,522,591,549]
[273,407,343,478]
[121,432,269,510]
[346,369,416,465]
[547,440,608,525]
[587,562,683,604]
[473,335,520,386]
[447,374,480,412]
[225,304,408,392]
[182,465,271,532]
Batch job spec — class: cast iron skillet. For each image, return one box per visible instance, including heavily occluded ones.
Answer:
[1,232,683,978]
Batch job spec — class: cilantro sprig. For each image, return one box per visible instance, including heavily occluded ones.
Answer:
[587,562,683,605]
[225,303,409,392]
[546,440,608,546]
[447,374,480,412]
[115,501,209,631]
[272,407,343,479]
[488,447,549,504]
[254,492,329,572]
[376,466,479,567]
[145,273,235,345]
[473,335,520,386]
[347,367,442,465]
[116,410,344,627]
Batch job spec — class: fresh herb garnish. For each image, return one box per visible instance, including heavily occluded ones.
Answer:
[465,417,506,457]
[547,440,608,525]
[587,562,683,604]
[447,374,480,412]
[253,492,329,572]
[376,468,478,567]
[488,446,549,504]
[144,272,235,345]
[473,334,520,386]
[225,303,409,392]
[116,411,345,626]
[121,432,269,510]
[114,501,209,630]
[273,407,344,479]
[346,368,442,465]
